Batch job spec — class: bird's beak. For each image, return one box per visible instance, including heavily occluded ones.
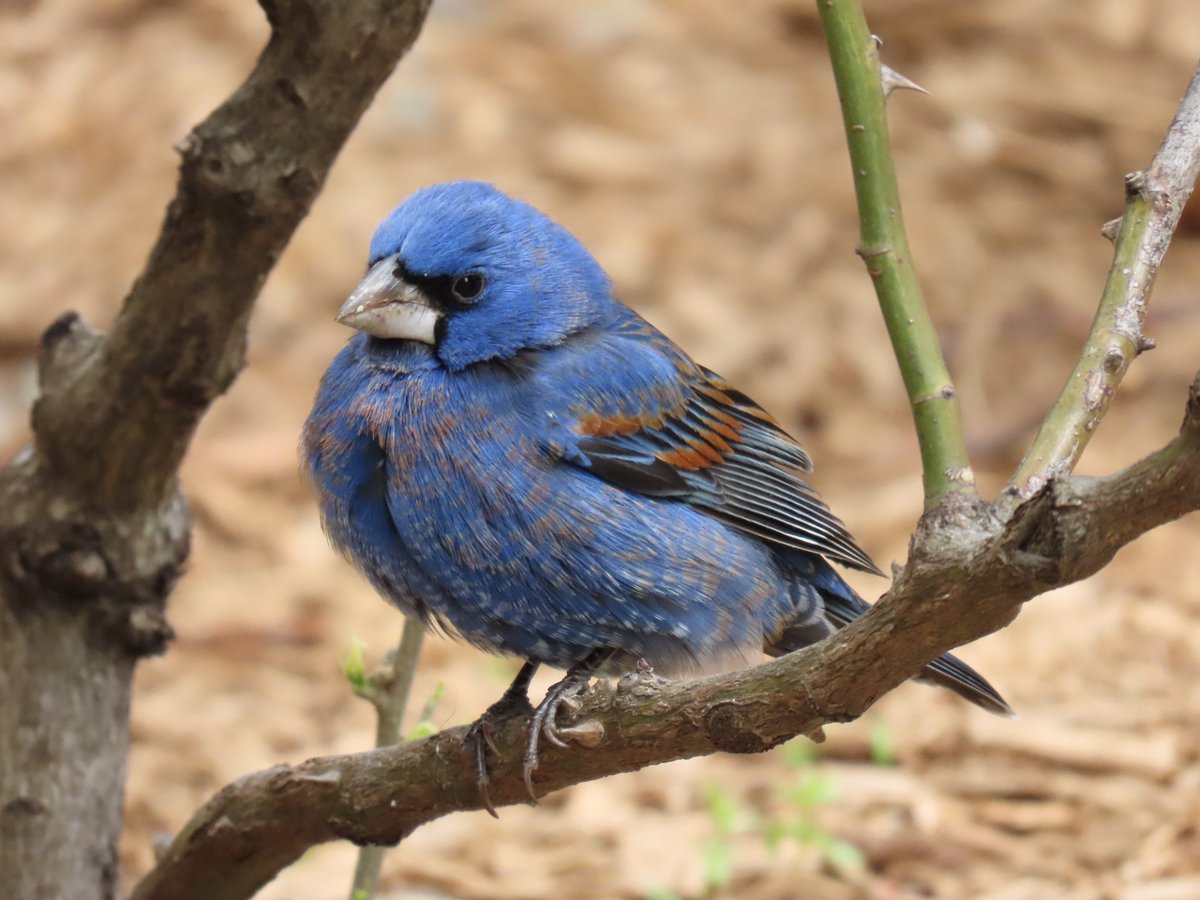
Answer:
[336,254,440,343]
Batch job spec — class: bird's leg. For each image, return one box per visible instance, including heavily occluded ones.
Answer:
[523,648,613,802]
[465,660,538,818]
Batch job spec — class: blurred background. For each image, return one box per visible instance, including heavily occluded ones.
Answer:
[4,1,1200,897]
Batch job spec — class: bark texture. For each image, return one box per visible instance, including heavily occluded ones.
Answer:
[0,2,433,897]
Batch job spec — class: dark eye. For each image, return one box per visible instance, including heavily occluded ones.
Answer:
[451,273,486,302]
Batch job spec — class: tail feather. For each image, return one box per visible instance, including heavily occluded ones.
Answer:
[769,557,1013,717]
[916,651,1014,717]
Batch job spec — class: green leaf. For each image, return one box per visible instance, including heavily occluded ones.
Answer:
[760,817,787,854]
[781,771,838,810]
[406,720,439,741]
[869,719,897,767]
[408,681,445,739]
[341,637,369,693]
[821,837,866,871]
[791,819,824,845]
[702,837,734,890]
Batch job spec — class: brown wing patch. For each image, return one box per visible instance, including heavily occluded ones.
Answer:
[701,376,785,426]
[577,412,660,437]
[564,314,878,574]
[658,446,714,471]
[698,428,733,455]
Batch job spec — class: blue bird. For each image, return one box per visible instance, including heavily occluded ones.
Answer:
[301,181,1010,811]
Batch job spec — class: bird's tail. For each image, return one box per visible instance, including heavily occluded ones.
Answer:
[766,559,1013,717]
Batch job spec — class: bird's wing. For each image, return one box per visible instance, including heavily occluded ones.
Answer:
[542,311,883,575]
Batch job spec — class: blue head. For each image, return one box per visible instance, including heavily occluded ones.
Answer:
[336,181,614,370]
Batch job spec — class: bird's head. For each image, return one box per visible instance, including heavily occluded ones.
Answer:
[337,181,613,370]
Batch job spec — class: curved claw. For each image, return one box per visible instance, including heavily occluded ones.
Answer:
[522,750,541,801]
[541,718,570,749]
[463,660,539,819]
[522,672,592,801]
[465,721,500,819]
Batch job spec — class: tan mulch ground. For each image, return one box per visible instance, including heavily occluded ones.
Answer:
[4,1,1200,897]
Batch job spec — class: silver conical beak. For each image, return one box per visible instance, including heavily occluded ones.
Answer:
[336,254,440,343]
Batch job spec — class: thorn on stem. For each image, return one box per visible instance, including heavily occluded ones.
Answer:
[1100,217,1121,242]
[1124,170,1148,197]
[880,65,930,99]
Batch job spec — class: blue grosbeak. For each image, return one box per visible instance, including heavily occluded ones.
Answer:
[301,181,1009,810]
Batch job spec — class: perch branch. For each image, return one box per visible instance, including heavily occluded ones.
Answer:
[1010,62,1200,497]
[131,373,1200,899]
[818,0,975,505]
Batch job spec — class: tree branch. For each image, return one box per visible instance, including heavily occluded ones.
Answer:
[818,0,976,506]
[0,2,433,896]
[31,0,434,517]
[131,375,1200,898]
[1009,63,1200,497]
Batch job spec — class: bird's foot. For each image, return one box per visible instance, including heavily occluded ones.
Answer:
[465,662,538,818]
[522,669,592,802]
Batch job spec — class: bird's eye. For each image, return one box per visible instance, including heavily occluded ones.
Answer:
[451,273,486,303]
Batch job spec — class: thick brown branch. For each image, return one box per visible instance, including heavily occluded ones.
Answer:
[133,379,1200,899]
[1054,372,1200,571]
[31,0,433,516]
[0,3,433,897]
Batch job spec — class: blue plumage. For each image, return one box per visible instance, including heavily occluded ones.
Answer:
[301,181,1010,803]
[305,329,790,672]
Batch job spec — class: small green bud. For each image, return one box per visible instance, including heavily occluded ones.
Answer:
[342,637,369,693]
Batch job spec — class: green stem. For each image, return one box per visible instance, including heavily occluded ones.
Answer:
[1009,64,1200,498]
[817,0,975,507]
[349,616,426,900]
[1007,187,1150,495]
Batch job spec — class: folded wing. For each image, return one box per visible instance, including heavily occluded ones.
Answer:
[548,312,883,576]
